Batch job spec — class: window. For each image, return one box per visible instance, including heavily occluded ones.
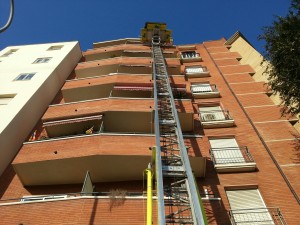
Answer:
[47,45,63,51]
[0,94,16,105]
[199,104,234,128]
[209,137,256,172]
[209,138,245,164]
[227,189,276,225]
[181,51,199,59]
[199,105,225,121]
[1,49,18,57]
[33,57,52,64]
[14,73,36,81]
[21,195,68,202]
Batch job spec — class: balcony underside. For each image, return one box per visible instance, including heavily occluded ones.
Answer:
[214,162,257,173]
[13,154,205,186]
[202,120,235,128]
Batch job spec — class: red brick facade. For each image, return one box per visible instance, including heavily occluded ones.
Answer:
[0,35,299,224]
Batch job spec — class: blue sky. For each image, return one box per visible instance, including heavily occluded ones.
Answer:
[0,0,290,53]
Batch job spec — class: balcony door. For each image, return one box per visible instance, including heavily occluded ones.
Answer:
[226,189,275,225]
[209,138,245,164]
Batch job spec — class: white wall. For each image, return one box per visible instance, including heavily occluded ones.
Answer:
[0,41,82,176]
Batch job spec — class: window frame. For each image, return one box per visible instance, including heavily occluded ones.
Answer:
[181,51,199,59]
[33,57,52,64]
[47,45,63,51]
[1,49,18,57]
[0,94,16,105]
[14,73,36,81]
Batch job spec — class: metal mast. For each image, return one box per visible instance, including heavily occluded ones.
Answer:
[141,22,207,225]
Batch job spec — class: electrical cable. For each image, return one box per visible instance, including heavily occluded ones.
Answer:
[0,0,14,33]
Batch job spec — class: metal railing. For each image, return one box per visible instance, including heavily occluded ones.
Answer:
[200,110,233,122]
[181,52,200,59]
[229,208,287,225]
[0,192,145,205]
[185,66,208,74]
[210,146,255,165]
[191,84,219,94]
[0,191,219,206]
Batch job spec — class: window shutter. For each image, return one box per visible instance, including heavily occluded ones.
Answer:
[226,189,266,209]
[209,138,238,148]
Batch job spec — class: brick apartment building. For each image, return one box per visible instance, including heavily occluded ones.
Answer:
[0,23,299,224]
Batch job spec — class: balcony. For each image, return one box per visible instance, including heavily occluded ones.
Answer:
[210,146,257,172]
[13,133,205,186]
[229,208,287,225]
[62,79,186,102]
[191,84,220,99]
[43,114,103,138]
[62,74,152,102]
[123,49,177,58]
[75,60,181,79]
[111,84,186,99]
[185,66,210,78]
[180,51,202,63]
[199,109,235,128]
[0,194,155,224]
[84,48,178,62]
[93,38,142,49]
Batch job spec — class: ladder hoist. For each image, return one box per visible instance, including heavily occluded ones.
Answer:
[141,22,207,225]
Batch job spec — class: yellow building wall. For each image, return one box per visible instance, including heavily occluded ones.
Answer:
[229,36,300,133]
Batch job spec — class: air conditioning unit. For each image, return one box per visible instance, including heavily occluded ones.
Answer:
[203,113,216,121]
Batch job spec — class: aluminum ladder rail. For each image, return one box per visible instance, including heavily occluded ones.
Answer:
[152,35,206,225]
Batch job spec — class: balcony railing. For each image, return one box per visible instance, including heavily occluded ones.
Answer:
[0,192,145,205]
[191,84,220,98]
[181,52,200,59]
[210,146,256,172]
[210,146,255,165]
[200,110,232,122]
[181,51,202,62]
[229,208,287,225]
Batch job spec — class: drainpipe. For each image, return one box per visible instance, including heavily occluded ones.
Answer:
[145,163,153,225]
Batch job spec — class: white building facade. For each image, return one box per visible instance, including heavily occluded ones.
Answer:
[0,41,82,175]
